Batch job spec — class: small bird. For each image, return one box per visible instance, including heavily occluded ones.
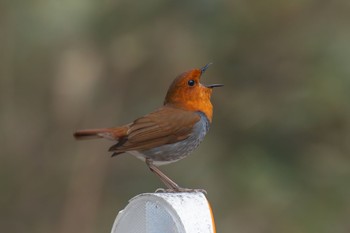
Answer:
[74,63,223,192]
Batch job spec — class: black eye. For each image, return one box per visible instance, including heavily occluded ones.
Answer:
[188,80,195,86]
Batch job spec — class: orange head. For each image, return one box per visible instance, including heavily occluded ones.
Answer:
[164,63,223,122]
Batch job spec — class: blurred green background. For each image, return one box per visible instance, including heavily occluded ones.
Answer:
[1,0,350,233]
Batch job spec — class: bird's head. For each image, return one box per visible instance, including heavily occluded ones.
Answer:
[164,63,223,122]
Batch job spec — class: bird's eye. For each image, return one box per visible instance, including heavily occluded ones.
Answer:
[188,80,195,86]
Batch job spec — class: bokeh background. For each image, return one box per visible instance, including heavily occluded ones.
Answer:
[1,1,350,233]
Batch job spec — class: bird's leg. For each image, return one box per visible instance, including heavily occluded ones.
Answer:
[146,159,180,191]
[145,159,207,194]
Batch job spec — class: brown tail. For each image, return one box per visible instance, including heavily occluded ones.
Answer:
[74,129,106,140]
[74,127,128,140]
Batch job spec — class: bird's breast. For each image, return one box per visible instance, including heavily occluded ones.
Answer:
[129,111,210,166]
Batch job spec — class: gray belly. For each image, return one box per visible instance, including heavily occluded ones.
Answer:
[129,112,210,166]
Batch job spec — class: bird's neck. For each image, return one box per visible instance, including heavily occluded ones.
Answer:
[164,101,213,123]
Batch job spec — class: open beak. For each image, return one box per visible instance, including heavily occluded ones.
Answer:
[200,63,223,88]
[205,84,224,88]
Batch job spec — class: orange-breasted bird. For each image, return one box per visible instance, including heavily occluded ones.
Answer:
[74,63,223,192]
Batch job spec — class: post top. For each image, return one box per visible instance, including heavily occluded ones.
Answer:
[111,192,216,233]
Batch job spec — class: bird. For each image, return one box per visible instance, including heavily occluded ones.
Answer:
[74,63,223,192]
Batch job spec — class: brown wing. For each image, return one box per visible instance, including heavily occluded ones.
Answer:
[109,106,200,154]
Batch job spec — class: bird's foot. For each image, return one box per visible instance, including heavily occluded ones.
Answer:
[155,187,207,194]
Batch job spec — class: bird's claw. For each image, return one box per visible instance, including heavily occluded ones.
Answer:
[155,187,207,194]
